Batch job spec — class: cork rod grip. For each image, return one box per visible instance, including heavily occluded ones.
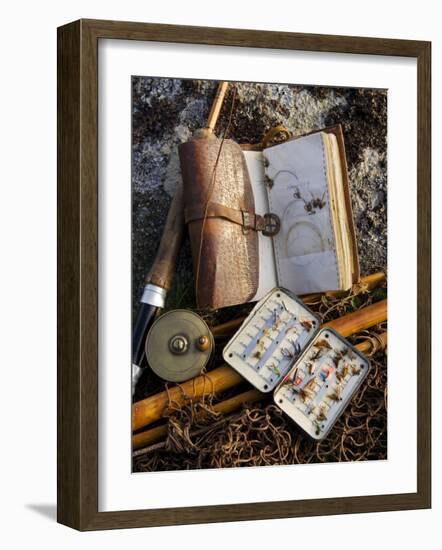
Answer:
[145,182,184,290]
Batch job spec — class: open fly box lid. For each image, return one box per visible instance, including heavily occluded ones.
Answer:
[274,327,370,440]
[223,288,320,392]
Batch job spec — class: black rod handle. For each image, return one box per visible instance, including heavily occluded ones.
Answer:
[132,302,159,367]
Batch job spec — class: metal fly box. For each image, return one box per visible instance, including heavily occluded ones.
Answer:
[223,288,320,392]
[274,327,370,440]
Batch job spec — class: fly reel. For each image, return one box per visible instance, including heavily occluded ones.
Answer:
[145,309,214,382]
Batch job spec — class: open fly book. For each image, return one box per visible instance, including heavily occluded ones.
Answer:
[179,125,359,310]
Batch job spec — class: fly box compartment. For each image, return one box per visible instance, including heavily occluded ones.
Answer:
[274,327,370,440]
[223,288,320,392]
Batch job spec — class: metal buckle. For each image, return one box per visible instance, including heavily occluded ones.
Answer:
[241,211,280,236]
[262,213,280,236]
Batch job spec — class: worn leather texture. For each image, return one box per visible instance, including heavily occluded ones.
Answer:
[185,201,272,233]
[179,137,259,310]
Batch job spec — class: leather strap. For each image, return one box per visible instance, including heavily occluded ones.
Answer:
[185,202,280,236]
[261,124,292,149]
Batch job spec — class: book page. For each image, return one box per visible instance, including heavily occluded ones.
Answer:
[325,133,353,289]
[263,132,341,294]
[242,151,278,300]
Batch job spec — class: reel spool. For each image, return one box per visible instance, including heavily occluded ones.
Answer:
[145,309,214,383]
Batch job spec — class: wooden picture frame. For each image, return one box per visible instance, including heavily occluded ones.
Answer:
[57,19,431,530]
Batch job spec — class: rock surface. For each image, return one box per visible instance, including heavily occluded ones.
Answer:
[132,78,387,310]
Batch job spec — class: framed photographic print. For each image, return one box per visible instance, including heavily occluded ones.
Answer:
[57,19,431,530]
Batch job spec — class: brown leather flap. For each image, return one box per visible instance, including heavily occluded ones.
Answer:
[185,201,279,235]
[179,137,259,310]
[185,202,250,227]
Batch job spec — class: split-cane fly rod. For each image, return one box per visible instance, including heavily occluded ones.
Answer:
[132,81,230,394]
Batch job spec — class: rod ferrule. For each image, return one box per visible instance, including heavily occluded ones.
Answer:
[140,284,167,308]
[132,364,143,396]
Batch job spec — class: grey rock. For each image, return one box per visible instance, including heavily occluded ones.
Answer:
[371,190,386,210]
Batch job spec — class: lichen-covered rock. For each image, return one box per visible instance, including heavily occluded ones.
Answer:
[132,78,387,310]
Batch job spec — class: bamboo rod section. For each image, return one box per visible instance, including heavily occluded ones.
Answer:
[132,299,387,432]
[132,366,243,432]
[302,271,386,303]
[133,388,264,450]
[355,331,387,355]
[133,332,388,451]
[133,424,169,450]
[323,299,387,337]
[212,317,245,337]
[212,272,386,337]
